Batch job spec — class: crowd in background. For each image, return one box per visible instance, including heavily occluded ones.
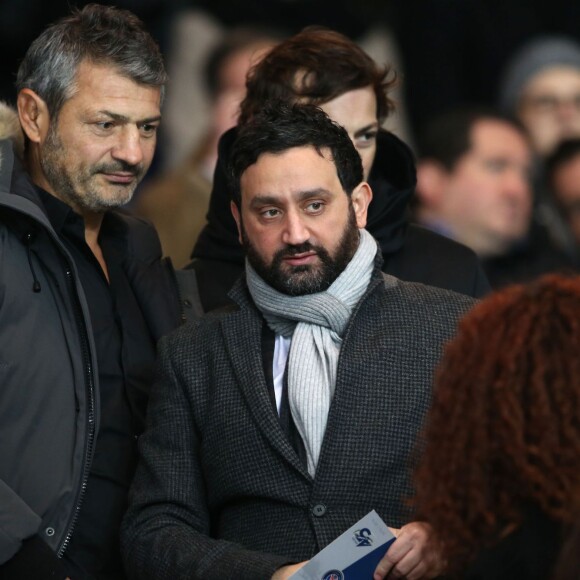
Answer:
[3,0,576,280]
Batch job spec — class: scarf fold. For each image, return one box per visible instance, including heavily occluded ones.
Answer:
[247,229,378,475]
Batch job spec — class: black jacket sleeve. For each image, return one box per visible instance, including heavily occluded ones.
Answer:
[0,536,68,580]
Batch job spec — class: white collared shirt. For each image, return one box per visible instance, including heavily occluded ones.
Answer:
[272,334,291,414]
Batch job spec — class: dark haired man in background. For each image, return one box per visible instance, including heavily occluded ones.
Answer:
[415,108,574,288]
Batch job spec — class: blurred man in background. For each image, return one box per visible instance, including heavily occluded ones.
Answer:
[416,108,573,288]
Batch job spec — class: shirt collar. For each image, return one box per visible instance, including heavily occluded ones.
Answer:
[34,185,83,236]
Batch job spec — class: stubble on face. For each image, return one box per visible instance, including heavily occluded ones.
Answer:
[39,123,146,214]
[243,204,360,296]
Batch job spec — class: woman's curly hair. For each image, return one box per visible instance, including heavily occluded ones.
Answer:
[414,273,580,574]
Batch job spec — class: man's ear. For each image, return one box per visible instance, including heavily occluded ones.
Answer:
[230,200,243,245]
[416,160,449,209]
[350,182,373,229]
[17,89,50,144]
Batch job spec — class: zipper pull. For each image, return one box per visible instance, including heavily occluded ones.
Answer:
[24,232,42,293]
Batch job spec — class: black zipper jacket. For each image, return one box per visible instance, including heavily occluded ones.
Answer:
[0,139,181,578]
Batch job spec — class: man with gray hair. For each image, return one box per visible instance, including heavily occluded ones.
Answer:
[0,5,180,579]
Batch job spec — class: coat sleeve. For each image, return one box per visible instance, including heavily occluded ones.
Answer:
[0,482,67,578]
[0,480,41,563]
[121,333,292,580]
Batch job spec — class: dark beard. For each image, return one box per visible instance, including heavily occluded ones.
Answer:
[243,205,360,296]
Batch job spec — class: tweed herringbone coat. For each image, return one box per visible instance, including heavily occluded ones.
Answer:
[122,268,475,580]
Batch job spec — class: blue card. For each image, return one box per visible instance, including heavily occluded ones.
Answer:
[290,510,396,580]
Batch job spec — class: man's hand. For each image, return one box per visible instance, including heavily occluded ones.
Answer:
[271,561,308,579]
[373,521,445,580]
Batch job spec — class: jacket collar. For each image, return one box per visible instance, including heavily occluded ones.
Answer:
[366,130,417,256]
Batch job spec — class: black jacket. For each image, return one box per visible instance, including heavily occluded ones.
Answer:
[0,140,181,578]
[186,128,489,314]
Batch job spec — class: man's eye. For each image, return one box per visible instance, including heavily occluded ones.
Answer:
[261,208,280,218]
[527,96,558,111]
[141,124,158,136]
[306,201,324,212]
[485,159,508,172]
[96,121,114,130]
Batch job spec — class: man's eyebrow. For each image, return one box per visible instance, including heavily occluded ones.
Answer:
[248,189,332,209]
[295,188,332,202]
[249,194,280,209]
[353,122,379,138]
[96,110,162,124]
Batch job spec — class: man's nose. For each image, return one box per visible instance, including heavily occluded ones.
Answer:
[556,97,580,123]
[112,127,145,166]
[281,209,310,245]
[503,169,530,204]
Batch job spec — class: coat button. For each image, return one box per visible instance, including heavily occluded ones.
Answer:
[45,527,55,537]
[312,503,327,517]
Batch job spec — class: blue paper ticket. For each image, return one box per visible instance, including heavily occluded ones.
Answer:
[290,510,396,580]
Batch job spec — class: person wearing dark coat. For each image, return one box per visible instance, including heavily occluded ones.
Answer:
[122,102,475,580]
[415,107,576,290]
[0,7,181,580]
[179,28,489,317]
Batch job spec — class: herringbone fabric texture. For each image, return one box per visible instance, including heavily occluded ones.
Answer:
[122,269,475,579]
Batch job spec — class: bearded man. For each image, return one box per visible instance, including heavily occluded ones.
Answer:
[122,103,474,580]
[0,6,180,579]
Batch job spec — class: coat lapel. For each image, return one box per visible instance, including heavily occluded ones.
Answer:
[222,283,311,481]
[314,277,405,483]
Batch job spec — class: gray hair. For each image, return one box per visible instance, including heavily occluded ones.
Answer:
[16,3,167,119]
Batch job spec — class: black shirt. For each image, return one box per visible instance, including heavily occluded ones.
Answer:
[37,189,157,580]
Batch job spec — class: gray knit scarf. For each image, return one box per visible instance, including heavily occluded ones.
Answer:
[246,229,378,476]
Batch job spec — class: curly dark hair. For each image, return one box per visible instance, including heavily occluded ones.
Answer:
[229,101,363,207]
[239,27,395,126]
[414,273,580,574]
